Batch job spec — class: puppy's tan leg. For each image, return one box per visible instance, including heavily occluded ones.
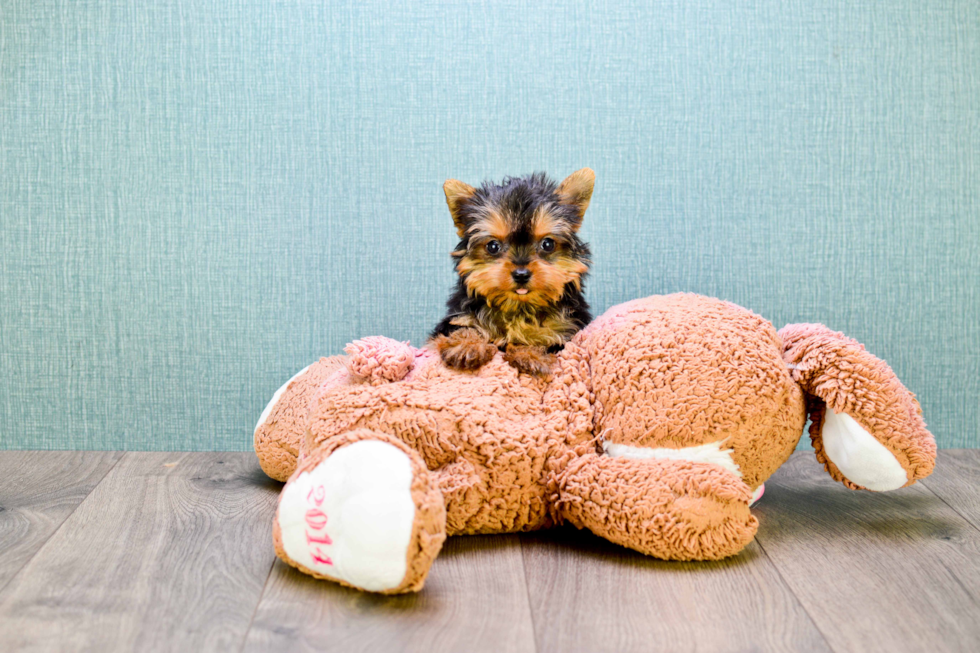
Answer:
[431,328,497,371]
[503,344,554,376]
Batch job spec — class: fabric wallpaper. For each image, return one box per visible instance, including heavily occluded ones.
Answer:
[1,0,977,449]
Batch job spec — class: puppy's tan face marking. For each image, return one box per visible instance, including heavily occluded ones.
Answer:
[460,257,515,307]
[457,251,587,317]
[466,207,511,243]
[456,203,588,312]
[531,206,572,241]
[527,256,588,300]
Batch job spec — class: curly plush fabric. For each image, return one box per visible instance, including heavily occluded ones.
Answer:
[255,293,936,593]
[582,294,805,489]
[306,340,595,535]
[779,323,936,489]
[254,355,349,482]
[344,337,416,385]
[556,453,759,560]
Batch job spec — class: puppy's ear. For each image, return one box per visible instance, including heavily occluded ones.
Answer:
[556,168,595,230]
[443,179,476,237]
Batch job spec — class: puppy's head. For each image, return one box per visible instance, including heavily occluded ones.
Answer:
[443,169,594,312]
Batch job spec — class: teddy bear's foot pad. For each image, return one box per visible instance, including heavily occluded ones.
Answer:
[822,409,908,491]
[277,441,416,592]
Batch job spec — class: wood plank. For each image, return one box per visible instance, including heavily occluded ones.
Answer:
[521,524,831,653]
[921,449,980,531]
[0,452,281,652]
[0,451,123,593]
[753,451,980,653]
[243,534,536,653]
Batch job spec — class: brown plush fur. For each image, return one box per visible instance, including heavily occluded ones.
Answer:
[778,323,936,488]
[256,293,937,593]
[253,355,349,482]
[580,295,807,489]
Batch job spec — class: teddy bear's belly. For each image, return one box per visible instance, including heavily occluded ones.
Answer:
[435,442,558,535]
[308,352,594,535]
[313,402,565,534]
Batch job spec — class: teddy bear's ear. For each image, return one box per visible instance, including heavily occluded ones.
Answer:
[443,179,476,238]
[556,168,595,230]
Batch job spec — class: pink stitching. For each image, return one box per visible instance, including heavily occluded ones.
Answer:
[306,531,334,545]
[306,484,326,506]
[303,484,334,565]
[305,508,328,530]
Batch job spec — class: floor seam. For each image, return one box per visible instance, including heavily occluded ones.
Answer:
[517,535,540,653]
[753,532,841,653]
[0,451,127,598]
[918,479,980,535]
[754,454,841,652]
[236,554,279,653]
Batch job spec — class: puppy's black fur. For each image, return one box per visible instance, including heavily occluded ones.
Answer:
[430,170,595,375]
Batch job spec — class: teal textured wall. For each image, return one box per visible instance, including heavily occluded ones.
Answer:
[1,0,977,450]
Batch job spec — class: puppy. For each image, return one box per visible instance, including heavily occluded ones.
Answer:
[430,169,594,376]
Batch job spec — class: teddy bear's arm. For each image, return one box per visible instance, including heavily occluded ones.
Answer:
[254,355,350,482]
[779,323,937,491]
[554,453,758,561]
[344,336,418,384]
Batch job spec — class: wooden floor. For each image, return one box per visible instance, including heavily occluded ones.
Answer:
[0,451,978,652]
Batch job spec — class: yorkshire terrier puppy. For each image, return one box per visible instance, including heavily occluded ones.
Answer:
[429,169,595,376]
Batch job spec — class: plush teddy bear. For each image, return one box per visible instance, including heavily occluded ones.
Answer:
[254,293,935,594]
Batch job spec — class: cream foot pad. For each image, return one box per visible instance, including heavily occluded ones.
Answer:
[822,409,908,491]
[277,441,416,592]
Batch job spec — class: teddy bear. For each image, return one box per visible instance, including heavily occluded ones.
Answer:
[254,293,935,594]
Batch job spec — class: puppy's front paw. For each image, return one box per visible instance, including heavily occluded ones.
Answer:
[503,344,554,377]
[432,328,497,371]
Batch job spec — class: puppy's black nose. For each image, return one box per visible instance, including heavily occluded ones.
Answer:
[512,268,532,284]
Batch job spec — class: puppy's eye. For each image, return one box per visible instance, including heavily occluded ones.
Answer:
[486,240,501,255]
[539,237,556,253]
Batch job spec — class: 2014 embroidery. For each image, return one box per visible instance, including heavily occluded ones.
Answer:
[305,485,333,565]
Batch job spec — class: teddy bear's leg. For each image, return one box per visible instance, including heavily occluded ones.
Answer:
[273,428,447,594]
[779,323,937,491]
[555,453,758,561]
